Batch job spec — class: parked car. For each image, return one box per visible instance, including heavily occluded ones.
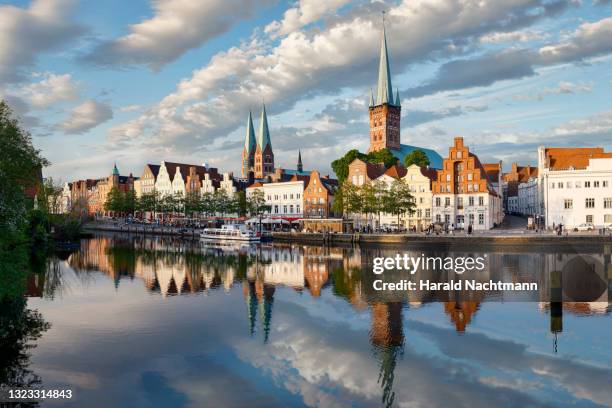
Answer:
[573,223,594,231]
[603,222,612,231]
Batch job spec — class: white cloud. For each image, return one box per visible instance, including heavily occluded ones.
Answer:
[553,109,612,137]
[480,30,547,44]
[83,0,269,69]
[57,100,113,134]
[539,17,612,64]
[23,72,79,108]
[0,0,84,83]
[265,0,352,38]
[110,0,576,158]
[513,80,593,101]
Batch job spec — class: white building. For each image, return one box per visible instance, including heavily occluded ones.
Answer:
[246,180,304,218]
[538,147,612,228]
[518,177,538,216]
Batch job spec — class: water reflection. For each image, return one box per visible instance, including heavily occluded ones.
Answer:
[19,235,612,407]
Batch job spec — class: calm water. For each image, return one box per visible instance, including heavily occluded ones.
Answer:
[13,234,612,407]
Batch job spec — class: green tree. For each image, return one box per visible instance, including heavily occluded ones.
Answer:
[235,191,248,217]
[384,179,415,228]
[331,148,398,183]
[247,189,271,232]
[368,149,398,168]
[123,190,136,215]
[213,190,230,218]
[104,187,123,215]
[200,192,215,217]
[403,149,430,168]
[184,191,201,217]
[0,101,48,240]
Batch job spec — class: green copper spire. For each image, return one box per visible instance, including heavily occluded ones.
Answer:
[244,111,256,153]
[257,103,271,150]
[369,88,374,107]
[395,88,400,107]
[376,20,394,106]
[112,163,119,176]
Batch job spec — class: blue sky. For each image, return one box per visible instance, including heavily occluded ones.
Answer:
[1,0,611,181]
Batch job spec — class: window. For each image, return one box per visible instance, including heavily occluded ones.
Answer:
[557,182,563,188]
[469,213,474,225]
[436,214,441,222]
[425,209,431,218]
[457,197,463,208]
[605,214,612,223]
[550,182,555,189]
[478,196,484,206]
[468,196,474,206]
[274,205,279,213]
[585,181,591,188]
[474,184,479,192]
[564,199,573,209]
[457,151,462,159]
[296,205,300,213]
[604,198,612,209]
[585,198,595,208]
[444,214,450,223]
[586,215,593,223]
[435,197,441,207]
[566,182,571,188]
[283,205,287,213]
[594,181,600,187]
[575,181,581,188]
[289,205,294,213]
[417,209,422,218]
[467,173,473,181]
[478,213,484,225]
[603,181,608,188]
[445,197,451,206]
[446,174,451,182]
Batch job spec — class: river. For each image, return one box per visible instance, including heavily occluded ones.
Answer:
[12,234,612,407]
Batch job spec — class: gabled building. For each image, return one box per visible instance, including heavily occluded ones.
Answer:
[154,161,220,197]
[431,137,503,230]
[303,171,338,219]
[502,162,538,212]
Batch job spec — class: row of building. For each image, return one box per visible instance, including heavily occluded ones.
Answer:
[56,21,611,231]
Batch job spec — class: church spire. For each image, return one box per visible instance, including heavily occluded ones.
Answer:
[297,150,303,172]
[257,103,271,150]
[395,88,400,107]
[376,14,394,106]
[244,111,256,153]
[112,163,119,176]
[369,88,375,107]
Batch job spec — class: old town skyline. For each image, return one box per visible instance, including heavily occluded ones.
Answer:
[0,0,611,181]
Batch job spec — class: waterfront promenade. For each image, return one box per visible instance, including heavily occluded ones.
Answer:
[84,220,612,246]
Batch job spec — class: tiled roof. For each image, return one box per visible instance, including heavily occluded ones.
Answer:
[482,163,500,183]
[544,147,612,170]
[384,164,407,179]
[419,167,438,181]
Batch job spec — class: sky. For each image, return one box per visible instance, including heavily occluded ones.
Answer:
[1,0,611,181]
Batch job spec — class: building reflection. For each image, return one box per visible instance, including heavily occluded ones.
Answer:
[30,236,611,407]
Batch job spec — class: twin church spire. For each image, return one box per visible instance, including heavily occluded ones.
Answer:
[242,104,274,178]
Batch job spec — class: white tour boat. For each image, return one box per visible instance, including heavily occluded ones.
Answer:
[200,224,261,242]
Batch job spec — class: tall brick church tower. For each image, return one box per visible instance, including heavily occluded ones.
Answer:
[368,20,401,153]
[253,104,274,179]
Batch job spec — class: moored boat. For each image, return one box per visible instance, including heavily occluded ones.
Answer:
[200,224,261,242]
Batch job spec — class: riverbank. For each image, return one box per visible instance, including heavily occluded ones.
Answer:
[84,222,611,247]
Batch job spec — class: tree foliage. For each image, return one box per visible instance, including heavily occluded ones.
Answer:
[403,149,430,168]
[331,148,398,184]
